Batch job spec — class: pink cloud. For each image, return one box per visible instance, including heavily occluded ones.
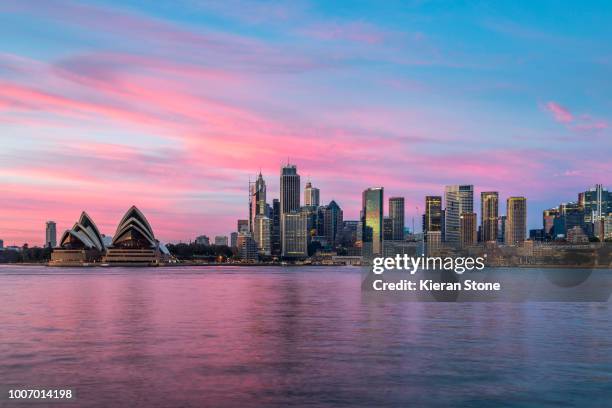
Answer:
[545,101,573,123]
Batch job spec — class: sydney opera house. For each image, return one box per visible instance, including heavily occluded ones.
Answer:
[50,206,170,266]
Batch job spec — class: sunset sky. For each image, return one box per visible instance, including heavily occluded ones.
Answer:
[1,0,611,245]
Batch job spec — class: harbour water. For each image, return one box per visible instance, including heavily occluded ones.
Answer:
[1,265,611,407]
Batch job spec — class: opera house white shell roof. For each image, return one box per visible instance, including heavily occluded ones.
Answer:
[59,212,105,251]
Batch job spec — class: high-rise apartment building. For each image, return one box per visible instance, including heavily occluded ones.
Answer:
[304,181,320,207]
[45,221,57,248]
[444,185,473,244]
[481,192,499,242]
[389,197,405,241]
[505,197,527,245]
[383,217,393,241]
[362,187,383,258]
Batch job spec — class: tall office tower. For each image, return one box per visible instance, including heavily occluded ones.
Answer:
[0,239,3,249]
[45,221,57,248]
[249,172,267,232]
[542,208,559,239]
[581,184,610,222]
[280,164,300,214]
[281,211,308,258]
[460,212,477,247]
[481,192,499,242]
[444,185,473,244]
[271,199,281,256]
[389,197,405,241]
[362,187,384,258]
[237,219,249,233]
[322,200,343,247]
[498,216,506,243]
[280,164,300,254]
[253,215,271,256]
[383,217,393,241]
[230,232,238,248]
[304,181,320,207]
[424,196,442,237]
[505,197,527,245]
[557,202,586,237]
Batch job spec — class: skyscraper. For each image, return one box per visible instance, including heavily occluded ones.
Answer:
[45,221,57,248]
[322,200,343,247]
[389,197,405,241]
[383,217,393,241]
[271,199,281,256]
[460,212,477,247]
[506,197,527,245]
[281,211,308,258]
[580,184,610,222]
[481,192,499,242]
[543,208,559,239]
[362,187,383,258]
[444,185,473,244]
[280,164,300,214]
[424,196,442,236]
[249,172,267,232]
[253,215,271,256]
[304,181,320,207]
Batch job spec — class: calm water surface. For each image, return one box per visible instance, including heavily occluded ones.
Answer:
[1,265,611,407]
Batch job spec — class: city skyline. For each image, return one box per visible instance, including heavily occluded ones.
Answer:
[1,1,611,245]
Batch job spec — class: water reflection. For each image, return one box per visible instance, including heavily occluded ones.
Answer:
[0,266,611,407]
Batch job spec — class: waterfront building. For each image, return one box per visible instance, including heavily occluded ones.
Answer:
[567,226,589,244]
[281,211,308,258]
[253,215,271,256]
[362,187,384,258]
[444,185,473,244]
[481,192,499,242]
[230,232,238,248]
[389,197,405,241]
[0,239,3,250]
[304,181,320,207]
[195,235,210,245]
[460,212,477,247]
[498,215,506,243]
[103,206,169,265]
[237,232,258,261]
[46,221,57,248]
[425,231,442,255]
[50,212,105,265]
[505,197,527,245]
[214,236,228,246]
